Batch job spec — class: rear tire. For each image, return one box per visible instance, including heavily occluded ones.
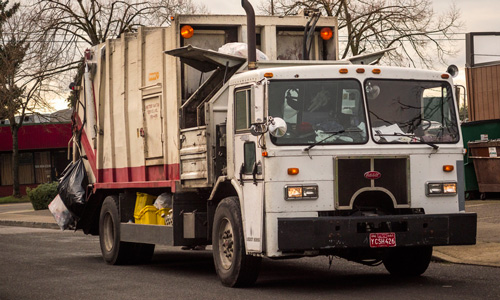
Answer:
[99,196,155,265]
[212,197,261,287]
[383,246,432,276]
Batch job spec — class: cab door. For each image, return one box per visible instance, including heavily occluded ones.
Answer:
[233,85,265,253]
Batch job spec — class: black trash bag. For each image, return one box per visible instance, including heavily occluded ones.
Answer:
[57,158,89,221]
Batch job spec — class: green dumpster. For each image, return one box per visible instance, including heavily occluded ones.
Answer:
[461,119,500,199]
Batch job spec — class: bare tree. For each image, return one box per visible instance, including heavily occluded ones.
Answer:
[36,0,208,47]
[32,0,208,107]
[0,2,78,197]
[258,0,462,67]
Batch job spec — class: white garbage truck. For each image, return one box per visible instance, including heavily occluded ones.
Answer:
[67,1,476,287]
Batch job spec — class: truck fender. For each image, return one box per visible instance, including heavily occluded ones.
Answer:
[208,176,242,203]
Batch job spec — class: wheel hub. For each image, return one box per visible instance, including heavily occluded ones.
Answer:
[103,212,115,252]
[219,218,234,270]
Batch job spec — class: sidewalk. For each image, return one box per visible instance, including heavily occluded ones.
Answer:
[0,200,499,267]
[433,200,500,268]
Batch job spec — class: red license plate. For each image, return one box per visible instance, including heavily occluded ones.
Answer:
[369,233,396,248]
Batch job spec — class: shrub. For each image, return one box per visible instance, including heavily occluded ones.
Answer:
[27,182,59,210]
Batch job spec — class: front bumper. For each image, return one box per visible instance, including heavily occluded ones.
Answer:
[278,213,477,252]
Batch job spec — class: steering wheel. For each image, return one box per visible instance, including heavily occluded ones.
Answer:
[285,88,300,110]
[419,119,432,131]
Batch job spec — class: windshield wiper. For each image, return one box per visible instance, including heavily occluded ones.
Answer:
[303,130,345,152]
[375,132,439,150]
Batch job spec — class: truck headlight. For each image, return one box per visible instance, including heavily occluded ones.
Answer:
[284,185,318,200]
[425,181,457,196]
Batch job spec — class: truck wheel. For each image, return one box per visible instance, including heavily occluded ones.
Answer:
[99,196,134,265]
[383,246,432,276]
[212,197,261,287]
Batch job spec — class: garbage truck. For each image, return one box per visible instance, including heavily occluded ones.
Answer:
[65,1,476,287]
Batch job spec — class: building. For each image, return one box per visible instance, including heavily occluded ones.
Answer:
[0,109,73,197]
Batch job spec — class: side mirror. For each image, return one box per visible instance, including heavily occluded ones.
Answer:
[446,65,459,78]
[268,117,287,137]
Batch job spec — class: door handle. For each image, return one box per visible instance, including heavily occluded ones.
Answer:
[239,163,245,186]
[252,162,258,185]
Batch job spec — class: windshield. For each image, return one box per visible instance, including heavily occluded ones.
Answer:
[268,79,368,145]
[366,79,459,144]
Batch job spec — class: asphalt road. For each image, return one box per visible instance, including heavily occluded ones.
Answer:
[1,225,500,300]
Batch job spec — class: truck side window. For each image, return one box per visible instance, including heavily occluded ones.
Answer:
[235,89,252,131]
[243,142,256,174]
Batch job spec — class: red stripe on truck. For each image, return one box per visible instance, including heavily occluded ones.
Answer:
[98,164,180,182]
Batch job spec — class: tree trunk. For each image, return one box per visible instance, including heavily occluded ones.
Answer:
[11,125,21,198]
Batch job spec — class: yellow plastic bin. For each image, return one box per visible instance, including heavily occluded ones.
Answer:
[135,205,158,224]
[134,192,156,220]
[156,208,172,226]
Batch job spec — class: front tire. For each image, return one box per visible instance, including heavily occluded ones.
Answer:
[383,246,433,276]
[212,197,261,287]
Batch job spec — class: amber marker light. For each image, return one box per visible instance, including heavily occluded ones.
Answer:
[320,27,333,40]
[288,168,299,175]
[264,72,274,78]
[262,151,268,157]
[443,165,454,172]
[372,69,381,74]
[356,68,365,74]
[441,74,450,79]
[339,68,348,74]
[180,25,194,39]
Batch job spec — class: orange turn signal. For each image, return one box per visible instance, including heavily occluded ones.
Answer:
[443,165,454,172]
[262,151,268,157]
[180,25,194,39]
[339,68,348,74]
[288,168,299,175]
[372,68,381,74]
[441,74,450,79]
[264,72,274,78]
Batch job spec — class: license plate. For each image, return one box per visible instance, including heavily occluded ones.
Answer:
[369,233,396,248]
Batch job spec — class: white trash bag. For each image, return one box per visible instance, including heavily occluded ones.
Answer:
[218,42,269,61]
[48,194,76,231]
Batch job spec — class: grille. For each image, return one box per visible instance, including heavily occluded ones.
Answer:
[336,156,409,209]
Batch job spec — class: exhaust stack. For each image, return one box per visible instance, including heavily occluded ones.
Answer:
[242,0,257,70]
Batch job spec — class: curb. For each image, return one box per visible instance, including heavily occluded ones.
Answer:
[0,220,59,230]
[432,249,500,268]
